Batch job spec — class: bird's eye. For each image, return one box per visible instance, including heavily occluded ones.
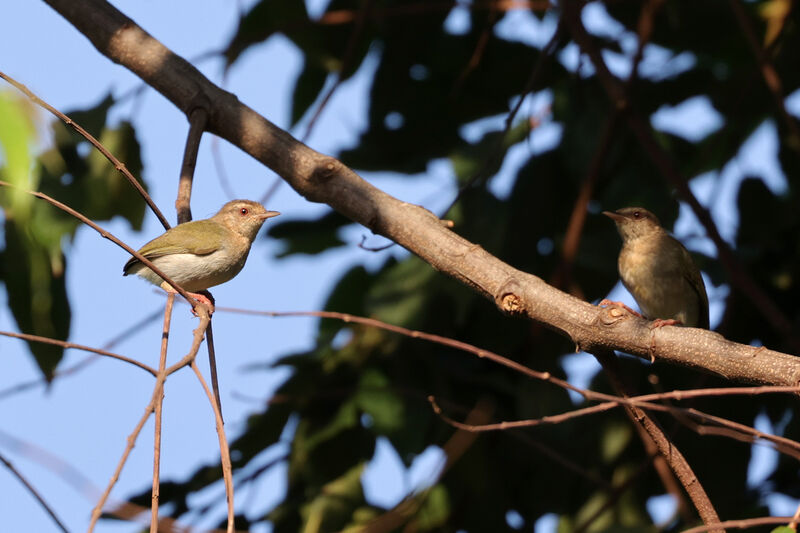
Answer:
[240,208,249,215]
[632,211,641,219]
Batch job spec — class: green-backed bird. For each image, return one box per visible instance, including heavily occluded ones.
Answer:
[603,207,709,329]
[123,199,279,309]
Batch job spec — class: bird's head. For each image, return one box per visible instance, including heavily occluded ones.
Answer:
[213,199,280,242]
[603,207,663,242]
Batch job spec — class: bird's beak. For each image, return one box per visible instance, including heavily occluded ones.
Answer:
[602,210,624,223]
[258,211,281,220]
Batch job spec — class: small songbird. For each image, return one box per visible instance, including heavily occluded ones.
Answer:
[603,207,709,328]
[123,199,279,310]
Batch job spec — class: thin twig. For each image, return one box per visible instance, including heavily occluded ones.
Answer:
[0,309,163,400]
[0,180,204,313]
[594,350,722,533]
[88,391,159,532]
[219,306,800,458]
[206,321,224,423]
[191,360,235,533]
[151,294,174,532]
[0,430,192,532]
[790,498,800,529]
[681,516,794,533]
[0,330,156,376]
[0,452,70,533]
[0,69,171,230]
[88,310,210,533]
[176,108,208,224]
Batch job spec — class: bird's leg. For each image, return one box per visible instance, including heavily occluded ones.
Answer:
[598,299,642,318]
[648,318,683,362]
[195,290,216,315]
[649,318,681,329]
[160,283,215,316]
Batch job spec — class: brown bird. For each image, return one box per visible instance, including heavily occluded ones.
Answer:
[603,207,709,329]
[123,199,279,312]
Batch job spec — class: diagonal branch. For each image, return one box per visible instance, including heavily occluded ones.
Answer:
[176,108,207,224]
[0,330,156,376]
[593,349,722,532]
[42,0,800,389]
[0,452,70,533]
[0,69,171,231]
[151,294,174,532]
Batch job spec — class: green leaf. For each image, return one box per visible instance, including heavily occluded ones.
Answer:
[0,91,38,215]
[415,484,451,529]
[355,368,405,434]
[366,256,436,328]
[2,219,71,379]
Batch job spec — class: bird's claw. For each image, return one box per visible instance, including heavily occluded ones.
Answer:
[189,291,215,317]
[599,299,642,318]
[649,318,681,329]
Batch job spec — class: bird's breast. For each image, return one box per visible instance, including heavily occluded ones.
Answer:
[141,245,250,292]
[618,236,701,326]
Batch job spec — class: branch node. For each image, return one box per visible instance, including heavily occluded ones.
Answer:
[500,292,523,316]
[595,305,629,327]
[311,157,340,183]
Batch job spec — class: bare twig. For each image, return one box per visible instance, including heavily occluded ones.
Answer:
[0,308,162,400]
[190,360,235,533]
[0,180,205,313]
[0,330,156,376]
[790,499,800,529]
[88,389,159,532]
[176,108,208,224]
[0,69,170,230]
[220,306,800,459]
[0,430,193,532]
[88,310,210,533]
[681,515,794,533]
[593,350,722,532]
[0,452,70,533]
[205,321,224,422]
[151,294,174,532]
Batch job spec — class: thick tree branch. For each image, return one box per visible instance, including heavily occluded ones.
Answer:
[43,0,800,388]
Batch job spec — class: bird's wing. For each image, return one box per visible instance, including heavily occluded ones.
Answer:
[678,242,710,329]
[123,221,227,274]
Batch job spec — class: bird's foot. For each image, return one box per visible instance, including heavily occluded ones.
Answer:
[647,318,682,363]
[649,318,681,329]
[599,299,642,318]
[189,290,215,317]
[161,283,215,316]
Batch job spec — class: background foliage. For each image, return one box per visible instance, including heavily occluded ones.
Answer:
[2,1,800,531]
